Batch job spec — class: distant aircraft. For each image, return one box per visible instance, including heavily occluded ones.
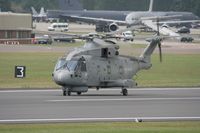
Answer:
[31,7,47,22]
[47,0,199,33]
[31,7,39,18]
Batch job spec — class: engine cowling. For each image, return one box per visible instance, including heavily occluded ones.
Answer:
[109,23,119,32]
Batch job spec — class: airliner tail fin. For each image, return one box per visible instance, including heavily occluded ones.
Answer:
[148,0,154,12]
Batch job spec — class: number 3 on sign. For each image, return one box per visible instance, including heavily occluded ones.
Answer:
[15,66,26,78]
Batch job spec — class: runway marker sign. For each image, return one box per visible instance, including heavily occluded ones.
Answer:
[15,66,26,78]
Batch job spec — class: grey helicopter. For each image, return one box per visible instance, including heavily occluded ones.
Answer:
[52,28,163,96]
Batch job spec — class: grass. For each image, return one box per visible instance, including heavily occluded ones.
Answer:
[0,52,200,88]
[0,122,200,133]
[0,52,62,88]
[137,54,200,87]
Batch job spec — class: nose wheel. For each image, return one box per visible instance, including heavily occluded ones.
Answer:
[63,90,71,96]
[62,87,71,96]
[62,87,82,96]
[121,88,128,96]
[63,90,67,96]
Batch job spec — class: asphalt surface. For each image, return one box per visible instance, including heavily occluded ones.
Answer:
[0,88,200,123]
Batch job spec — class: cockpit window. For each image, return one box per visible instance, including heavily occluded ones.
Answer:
[55,59,67,71]
[55,59,79,71]
[55,57,86,72]
[66,61,78,71]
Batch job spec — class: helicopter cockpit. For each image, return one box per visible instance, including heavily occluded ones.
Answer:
[55,57,86,72]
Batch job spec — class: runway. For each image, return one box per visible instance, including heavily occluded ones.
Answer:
[0,88,200,123]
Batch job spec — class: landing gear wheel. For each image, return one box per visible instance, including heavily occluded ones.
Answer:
[67,91,71,96]
[122,88,128,96]
[62,87,67,96]
[77,92,82,95]
[63,90,66,96]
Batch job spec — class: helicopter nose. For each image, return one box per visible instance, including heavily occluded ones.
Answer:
[53,70,71,86]
[53,70,88,86]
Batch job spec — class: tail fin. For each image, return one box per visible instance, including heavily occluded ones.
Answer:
[148,0,154,12]
[39,7,46,16]
[31,7,38,15]
[59,0,83,10]
[140,38,160,66]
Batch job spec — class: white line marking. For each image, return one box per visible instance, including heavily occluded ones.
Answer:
[0,88,199,93]
[0,117,200,123]
[0,90,59,93]
[47,97,200,102]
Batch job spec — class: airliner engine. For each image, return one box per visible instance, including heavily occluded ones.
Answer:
[109,23,119,32]
[95,23,119,32]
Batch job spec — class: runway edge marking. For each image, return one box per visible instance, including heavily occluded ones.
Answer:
[0,117,200,123]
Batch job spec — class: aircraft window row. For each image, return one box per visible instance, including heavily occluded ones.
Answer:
[53,25,68,28]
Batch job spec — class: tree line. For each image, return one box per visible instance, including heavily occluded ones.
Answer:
[0,0,200,17]
[82,0,200,17]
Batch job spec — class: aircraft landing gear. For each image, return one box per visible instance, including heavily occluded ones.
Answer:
[62,87,83,96]
[122,88,128,96]
[77,92,82,95]
[63,90,71,96]
[63,90,67,96]
[67,91,71,96]
[62,87,71,96]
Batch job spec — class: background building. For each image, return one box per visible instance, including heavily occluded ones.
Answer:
[0,12,32,44]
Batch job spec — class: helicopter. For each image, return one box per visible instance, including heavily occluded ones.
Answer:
[52,30,163,96]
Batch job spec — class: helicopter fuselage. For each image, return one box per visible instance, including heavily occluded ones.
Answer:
[53,55,139,88]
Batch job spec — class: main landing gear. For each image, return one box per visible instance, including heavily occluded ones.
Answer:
[63,89,71,96]
[121,88,128,96]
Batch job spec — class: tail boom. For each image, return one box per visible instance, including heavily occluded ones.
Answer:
[139,37,160,69]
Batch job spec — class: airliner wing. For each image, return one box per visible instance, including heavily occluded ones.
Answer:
[141,15,182,21]
[60,15,126,25]
[157,20,200,24]
[142,20,181,38]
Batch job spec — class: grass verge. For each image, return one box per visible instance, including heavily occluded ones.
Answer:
[0,122,200,133]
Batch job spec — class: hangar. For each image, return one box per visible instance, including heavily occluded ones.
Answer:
[0,12,32,44]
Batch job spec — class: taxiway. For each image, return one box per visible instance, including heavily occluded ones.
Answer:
[0,88,200,123]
